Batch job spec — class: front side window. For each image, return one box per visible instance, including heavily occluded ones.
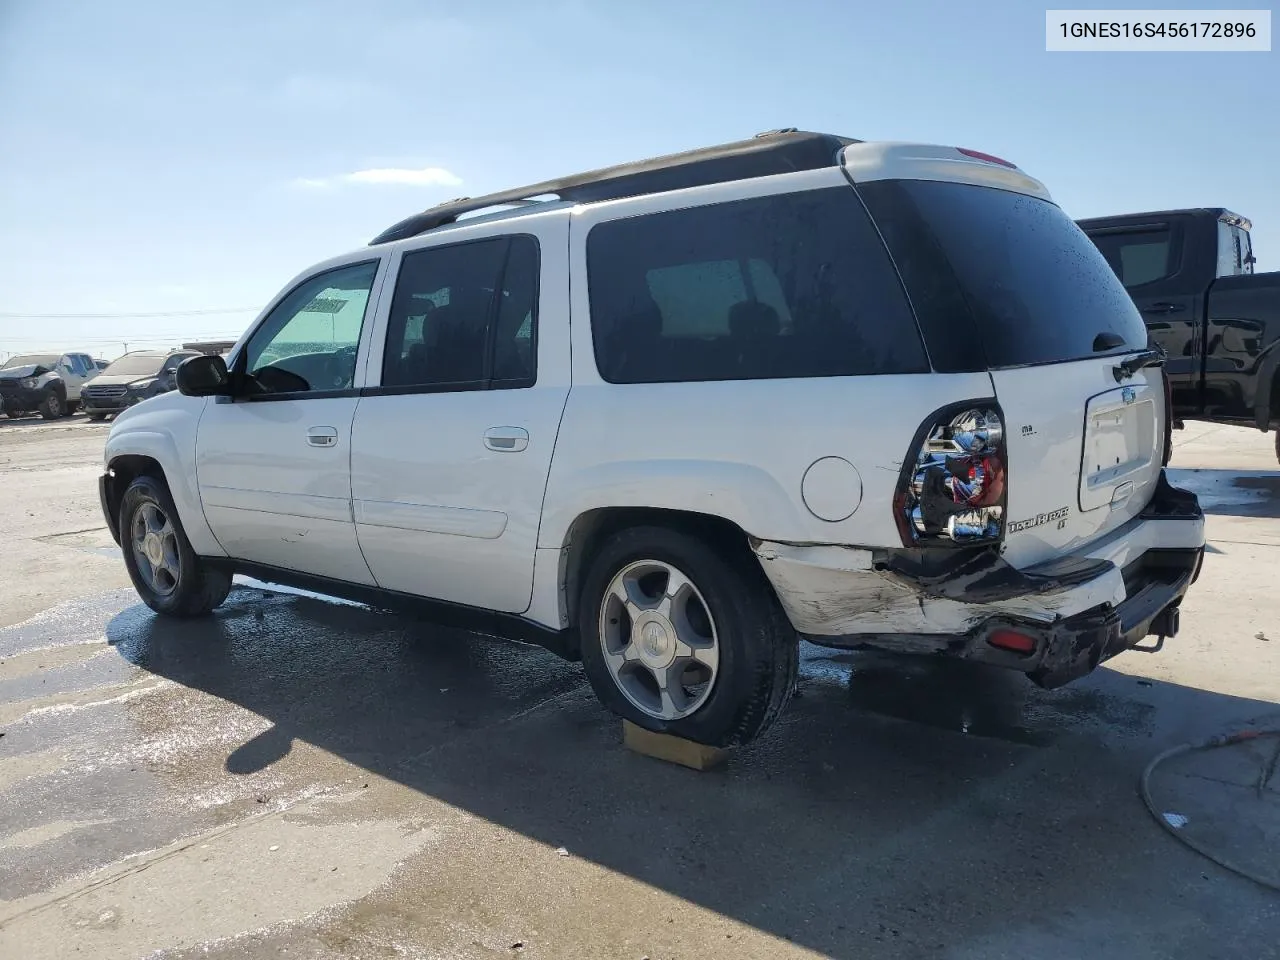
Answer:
[586,187,927,384]
[382,235,539,390]
[242,261,379,395]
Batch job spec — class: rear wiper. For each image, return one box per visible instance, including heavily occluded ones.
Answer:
[1111,346,1167,382]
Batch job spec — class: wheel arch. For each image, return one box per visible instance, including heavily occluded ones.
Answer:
[102,454,165,544]
[558,506,759,632]
[37,377,68,411]
[1251,341,1280,431]
[566,510,799,747]
[104,429,226,557]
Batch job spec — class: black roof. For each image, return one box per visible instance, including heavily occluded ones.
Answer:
[369,129,858,246]
[1077,208,1250,229]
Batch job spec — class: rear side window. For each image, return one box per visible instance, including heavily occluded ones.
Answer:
[381,235,538,390]
[587,187,927,383]
[859,180,1149,369]
[1086,226,1177,287]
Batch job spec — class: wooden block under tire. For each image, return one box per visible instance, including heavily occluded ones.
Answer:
[622,721,730,771]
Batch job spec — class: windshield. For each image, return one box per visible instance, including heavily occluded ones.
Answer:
[2,353,59,370]
[104,354,169,376]
[859,180,1149,369]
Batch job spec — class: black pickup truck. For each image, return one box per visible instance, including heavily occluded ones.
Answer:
[1078,208,1280,462]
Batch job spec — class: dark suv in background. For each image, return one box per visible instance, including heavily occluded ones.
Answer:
[80,349,200,421]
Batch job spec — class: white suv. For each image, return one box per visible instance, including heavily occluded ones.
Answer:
[100,130,1205,746]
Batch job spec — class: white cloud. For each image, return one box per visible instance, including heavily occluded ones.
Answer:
[293,167,462,190]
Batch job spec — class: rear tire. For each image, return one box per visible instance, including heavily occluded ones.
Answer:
[39,391,64,420]
[120,475,232,617]
[577,525,798,747]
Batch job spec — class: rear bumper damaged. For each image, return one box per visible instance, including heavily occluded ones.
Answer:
[753,471,1205,687]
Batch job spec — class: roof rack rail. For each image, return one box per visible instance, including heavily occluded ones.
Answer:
[368,129,858,246]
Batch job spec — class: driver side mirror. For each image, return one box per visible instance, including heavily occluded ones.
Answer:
[176,354,232,397]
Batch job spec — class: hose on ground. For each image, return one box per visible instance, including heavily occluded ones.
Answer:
[1139,729,1280,893]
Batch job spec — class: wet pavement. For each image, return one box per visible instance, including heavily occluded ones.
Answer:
[1,418,1278,959]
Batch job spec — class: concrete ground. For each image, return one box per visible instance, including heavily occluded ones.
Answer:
[0,414,1277,959]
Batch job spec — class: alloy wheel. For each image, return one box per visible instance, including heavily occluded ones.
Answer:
[597,559,720,720]
[131,502,181,596]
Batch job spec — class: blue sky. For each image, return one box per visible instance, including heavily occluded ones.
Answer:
[0,0,1276,359]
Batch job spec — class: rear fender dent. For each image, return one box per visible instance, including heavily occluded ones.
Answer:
[752,538,1124,637]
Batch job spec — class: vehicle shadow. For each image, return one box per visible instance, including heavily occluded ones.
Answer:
[105,590,1280,958]
[1167,467,1280,518]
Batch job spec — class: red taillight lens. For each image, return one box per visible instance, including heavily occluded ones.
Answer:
[897,407,1006,546]
[988,629,1037,654]
[956,147,1017,168]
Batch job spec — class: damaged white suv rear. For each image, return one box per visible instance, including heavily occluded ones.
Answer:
[101,130,1205,748]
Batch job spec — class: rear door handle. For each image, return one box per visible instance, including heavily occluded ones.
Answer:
[483,426,529,452]
[306,425,339,448]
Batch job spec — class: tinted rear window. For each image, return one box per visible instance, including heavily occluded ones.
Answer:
[1084,226,1177,287]
[859,180,1149,369]
[587,187,928,383]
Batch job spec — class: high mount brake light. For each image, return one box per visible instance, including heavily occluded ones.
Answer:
[956,147,1017,169]
[896,407,1007,546]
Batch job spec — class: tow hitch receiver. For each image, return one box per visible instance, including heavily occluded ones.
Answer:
[1134,606,1180,653]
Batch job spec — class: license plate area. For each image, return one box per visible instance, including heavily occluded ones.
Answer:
[1080,387,1158,512]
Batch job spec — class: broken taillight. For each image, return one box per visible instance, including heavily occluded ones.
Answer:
[896,406,1007,546]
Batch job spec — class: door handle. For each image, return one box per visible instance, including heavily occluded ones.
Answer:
[483,426,529,452]
[1142,302,1185,315]
[306,426,339,448]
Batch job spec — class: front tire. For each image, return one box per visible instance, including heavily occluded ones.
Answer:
[577,525,798,747]
[39,391,64,420]
[120,475,232,617]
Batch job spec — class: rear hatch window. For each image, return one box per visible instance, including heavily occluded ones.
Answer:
[861,178,1165,566]
[857,179,1150,371]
